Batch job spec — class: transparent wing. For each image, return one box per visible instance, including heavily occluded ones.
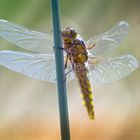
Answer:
[0,50,56,82]
[0,19,53,53]
[0,50,75,82]
[86,21,129,56]
[88,55,139,84]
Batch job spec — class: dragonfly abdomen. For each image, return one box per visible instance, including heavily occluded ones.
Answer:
[75,64,94,120]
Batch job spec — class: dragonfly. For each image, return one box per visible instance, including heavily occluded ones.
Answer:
[0,19,138,120]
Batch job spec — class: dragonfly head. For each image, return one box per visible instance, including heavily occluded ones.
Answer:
[62,27,77,43]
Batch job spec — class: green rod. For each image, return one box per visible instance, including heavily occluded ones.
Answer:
[50,0,71,140]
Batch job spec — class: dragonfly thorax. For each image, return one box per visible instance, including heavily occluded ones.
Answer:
[72,39,88,63]
[64,39,88,64]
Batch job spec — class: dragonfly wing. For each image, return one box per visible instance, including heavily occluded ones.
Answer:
[0,50,75,82]
[88,55,139,84]
[77,34,84,40]
[0,50,56,82]
[86,21,129,56]
[0,19,53,53]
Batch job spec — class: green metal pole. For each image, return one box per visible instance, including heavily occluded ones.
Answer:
[50,0,71,140]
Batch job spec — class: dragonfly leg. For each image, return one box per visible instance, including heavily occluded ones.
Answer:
[65,62,74,75]
[64,54,69,69]
[53,46,64,52]
[64,57,75,82]
[63,68,74,83]
[65,68,74,75]
[61,47,71,54]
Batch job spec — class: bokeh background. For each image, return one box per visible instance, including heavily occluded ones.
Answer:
[0,0,140,140]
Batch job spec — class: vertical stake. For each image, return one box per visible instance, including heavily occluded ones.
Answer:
[50,0,71,140]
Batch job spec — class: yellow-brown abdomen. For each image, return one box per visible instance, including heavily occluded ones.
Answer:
[80,80,94,120]
[75,64,94,120]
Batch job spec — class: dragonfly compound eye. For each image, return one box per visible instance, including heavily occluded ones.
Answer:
[62,27,77,43]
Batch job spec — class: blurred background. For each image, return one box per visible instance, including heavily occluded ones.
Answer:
[0,0,140,140]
